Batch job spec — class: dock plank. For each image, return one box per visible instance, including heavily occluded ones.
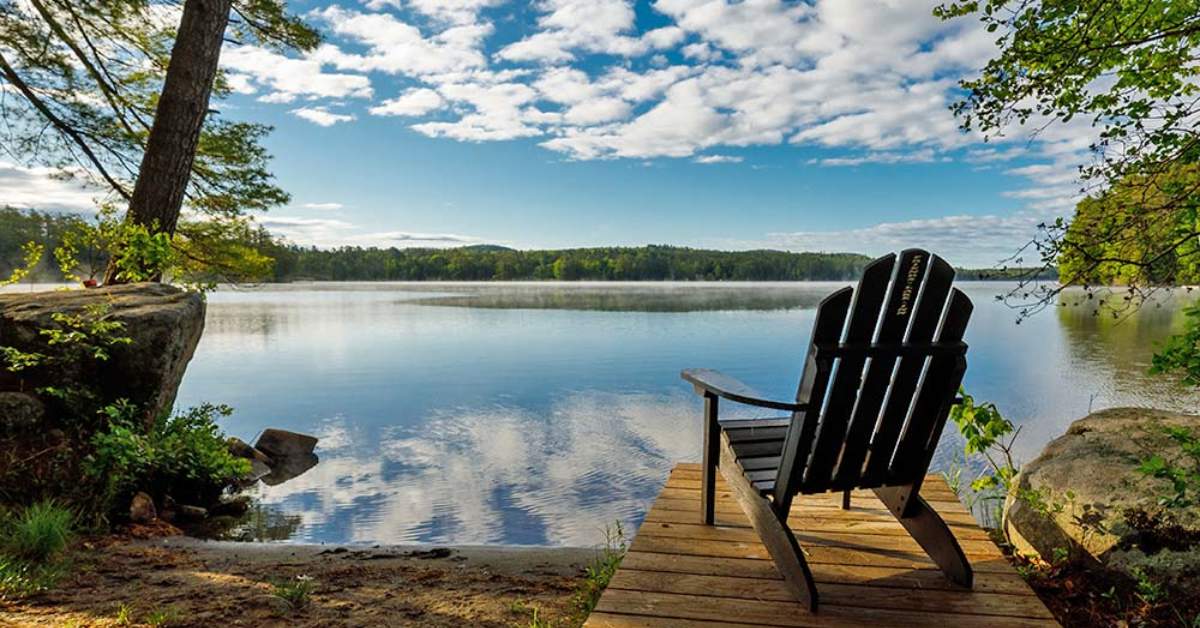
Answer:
[584,464,1057,627]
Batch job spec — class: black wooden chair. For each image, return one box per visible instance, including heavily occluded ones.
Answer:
[681,249,973,612]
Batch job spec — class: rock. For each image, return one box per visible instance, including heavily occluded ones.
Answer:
[255,428,320,485]
[261,453,319,486]
[227,436,272,463]
[130,492,157,523]
[0,392,45,433]
[254,429,318,460]
[0,283,205,427]
[1005,407,1200,587]
[175,505,208,522]
[245,459,272,484]
[210,495,252,518]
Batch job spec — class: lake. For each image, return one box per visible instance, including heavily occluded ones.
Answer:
[171,281,1200,547]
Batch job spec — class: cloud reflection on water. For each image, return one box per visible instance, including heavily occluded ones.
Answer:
[254,390,703,546]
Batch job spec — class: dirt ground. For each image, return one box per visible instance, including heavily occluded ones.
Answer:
[0,537,597,627]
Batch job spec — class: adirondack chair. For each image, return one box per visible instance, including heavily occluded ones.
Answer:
[681,249,973,612]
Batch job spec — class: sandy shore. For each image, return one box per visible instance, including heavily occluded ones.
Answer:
[0,536,599,627]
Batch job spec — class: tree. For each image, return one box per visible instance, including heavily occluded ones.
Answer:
[1058,163,1200,288]
[0,0,318,283]
[937,0,1200,293]
[938,0,1200,386]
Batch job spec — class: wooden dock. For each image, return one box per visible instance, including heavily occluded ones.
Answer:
[585,463,1058,627]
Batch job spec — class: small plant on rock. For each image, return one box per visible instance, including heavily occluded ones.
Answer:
[1136,426,1200,508]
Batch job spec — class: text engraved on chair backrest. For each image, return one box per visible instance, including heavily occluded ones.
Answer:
[894,254,924,317]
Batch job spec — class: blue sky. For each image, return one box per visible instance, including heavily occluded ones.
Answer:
[1,0,1099,267]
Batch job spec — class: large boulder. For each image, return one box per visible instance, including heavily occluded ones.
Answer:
[0,283,205,425]
[0,391,45,433]
[1005,407,1200,587]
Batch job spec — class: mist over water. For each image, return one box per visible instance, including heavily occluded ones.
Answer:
[173,281,1200,546]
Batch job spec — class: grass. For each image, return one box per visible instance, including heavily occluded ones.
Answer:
[0,554,69,599]
[145,605,184,627]
[510,600,554,628]
[269,574,316,614]
[113,602,134,626]
[2,500,73,562]
[573,521,628,619]
[0,500,74,599]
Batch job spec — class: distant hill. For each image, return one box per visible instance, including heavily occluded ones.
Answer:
[260,243,876,282]
[459,244,516,252]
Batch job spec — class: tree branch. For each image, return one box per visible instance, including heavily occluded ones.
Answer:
[0,50,130,199]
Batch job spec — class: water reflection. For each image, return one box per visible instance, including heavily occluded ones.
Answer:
[253,392,702,545]
[174,282,1200,546]
[407,283,834,312]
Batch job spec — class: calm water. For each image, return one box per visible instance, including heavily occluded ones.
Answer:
[171,281,1200,547]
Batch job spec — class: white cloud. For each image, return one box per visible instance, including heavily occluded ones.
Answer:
[762,212,1049,267]
[496,0,680,63]
[291,107,356,127]
[257,216,356,245]
[369,88,445,117]
[411,81,543,141]
[221,45,373,103]
[312,7,490,77]
[214,0,1093,228]
[814,148,938,166]
[693,154,743,164]
[966,147,1026,163]
[259,216,487,249]
[300,202,344,210]
[365,0,503,25]
[0,162,102,211]
[789,79,966,151]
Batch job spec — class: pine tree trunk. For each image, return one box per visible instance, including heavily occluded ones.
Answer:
[104,0,232,284]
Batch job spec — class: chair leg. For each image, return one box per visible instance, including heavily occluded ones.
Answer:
[720,442,819,611]
[700,393,720,525]
[874,486,973,588]
[841,489,851,510]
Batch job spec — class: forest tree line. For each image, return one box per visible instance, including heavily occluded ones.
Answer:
[0,207,1052,283]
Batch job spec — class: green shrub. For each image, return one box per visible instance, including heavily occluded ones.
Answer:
[1,500,73,562]
[85,402,251,517]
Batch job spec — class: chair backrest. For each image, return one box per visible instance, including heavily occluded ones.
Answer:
[773,249,973,501]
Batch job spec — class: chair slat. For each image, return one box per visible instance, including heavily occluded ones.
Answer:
[731,439,785,458]
[772,287,851,508]
[860,253,953,484]
[888,289,973,483]
[740,456,781,472]
[831,249,937,489]
[723,424,789,444]
[801,254,896,491]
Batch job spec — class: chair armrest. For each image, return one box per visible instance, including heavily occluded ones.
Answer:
[680,368,807,412]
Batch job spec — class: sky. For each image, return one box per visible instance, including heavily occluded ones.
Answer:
[1,0,1101,267]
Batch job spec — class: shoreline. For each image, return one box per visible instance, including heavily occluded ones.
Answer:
[148,536,601,577]
[0,535,596,626]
